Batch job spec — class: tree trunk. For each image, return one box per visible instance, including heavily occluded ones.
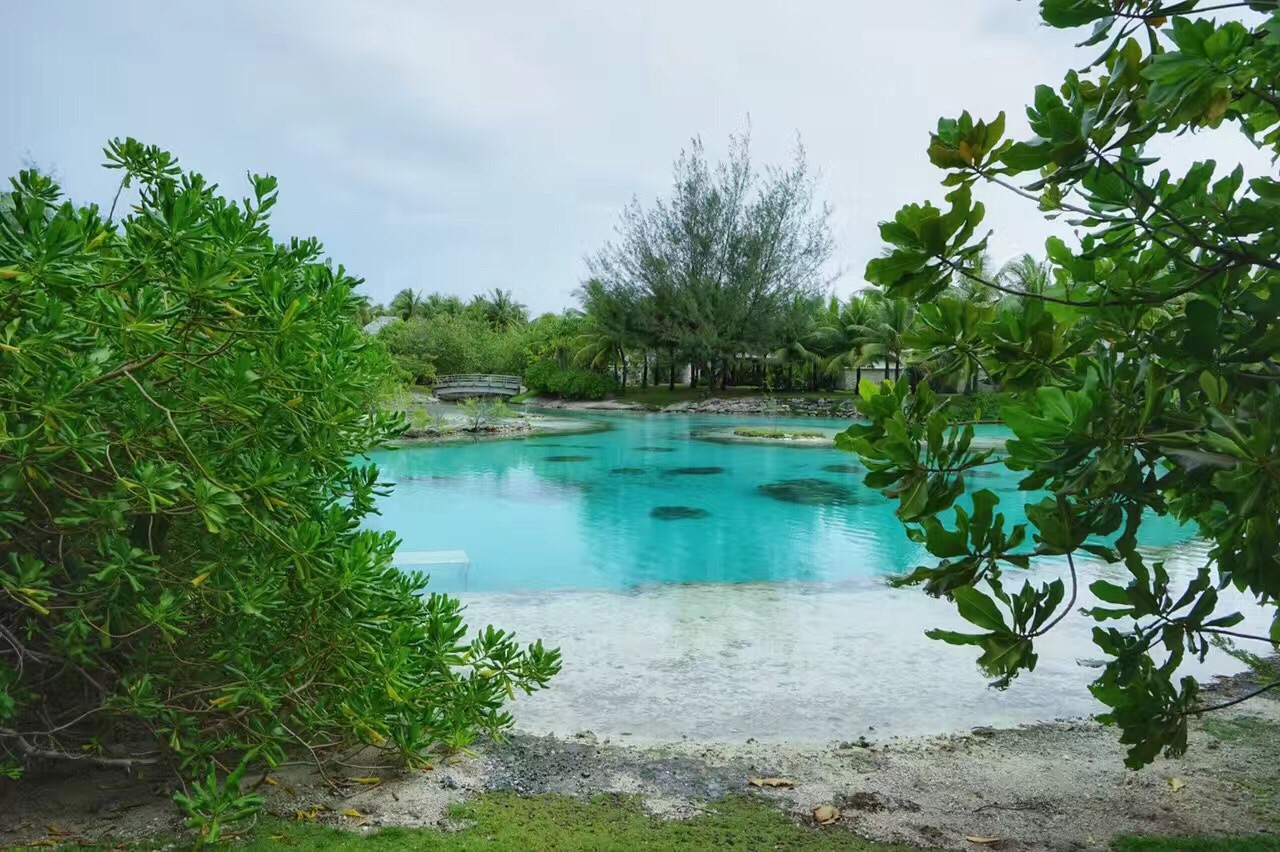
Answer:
[620,349,627,393]
[894,353,901,382]
[642,352,649,388]
[669,347,677,390]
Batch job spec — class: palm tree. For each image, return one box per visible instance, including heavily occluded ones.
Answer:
[845,293,917,383]
[809,292,877,389]
[996,253,1052,312]
[949,250,1000,304]
[423,292,466,319]
[350,294,376,327]
[473,288,528,330]
[770,296,824,391]
[390,288,423,320]
[575,279,637,391]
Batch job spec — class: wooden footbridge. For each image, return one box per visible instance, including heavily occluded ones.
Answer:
[434,374,523,400]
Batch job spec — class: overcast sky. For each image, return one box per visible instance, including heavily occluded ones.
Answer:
[5,1,1270,314]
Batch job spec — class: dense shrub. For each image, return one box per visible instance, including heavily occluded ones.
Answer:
[379,314,525,382]
[523,360,616,400]
[0,141,559,835]
[934,391,1007,423]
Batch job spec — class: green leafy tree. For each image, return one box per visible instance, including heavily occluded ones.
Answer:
[377,319,439,385]
[0,141,559,819]
[390,287,424,320]
[379,312,525,382]
[522,311,585,370]
[907,295,994,393]
[852,0,1280,768]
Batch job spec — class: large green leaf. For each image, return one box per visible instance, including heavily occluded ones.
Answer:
[953,586,1009,632]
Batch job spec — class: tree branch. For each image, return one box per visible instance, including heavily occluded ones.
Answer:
[939,256,1228,308]
[1089,146,1280,272]
[1186,679,1280,715]
[1032,548,1079,637]
[1,728,159,768]
[1245,85,1280,113]
[79,351,166,389]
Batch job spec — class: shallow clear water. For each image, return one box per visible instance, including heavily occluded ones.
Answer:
[365,413,1192,595]
[365,412,1263,742]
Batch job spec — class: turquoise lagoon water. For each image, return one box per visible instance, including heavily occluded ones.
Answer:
[364,412,1257,742]
[365,413,1191,595]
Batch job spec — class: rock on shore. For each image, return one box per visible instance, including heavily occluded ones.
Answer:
[528,395,860,418]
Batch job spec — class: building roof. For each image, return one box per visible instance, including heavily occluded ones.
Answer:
[361,315,400,335]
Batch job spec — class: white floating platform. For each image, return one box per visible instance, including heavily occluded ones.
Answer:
[394,549,470,567]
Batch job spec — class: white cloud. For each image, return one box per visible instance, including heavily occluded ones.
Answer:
[6,0,1270,313]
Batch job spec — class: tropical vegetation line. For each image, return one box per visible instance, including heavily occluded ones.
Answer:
[367,145,1056,403]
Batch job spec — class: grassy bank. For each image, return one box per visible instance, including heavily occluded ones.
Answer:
[733,427,830,439]
[244,794,905,851]
[68,792,1280,850]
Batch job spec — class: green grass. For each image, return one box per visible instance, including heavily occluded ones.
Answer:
[30,791,1280,850]
[1201,715,1278,743]
[733,427,830,439]
[237,793,903,851]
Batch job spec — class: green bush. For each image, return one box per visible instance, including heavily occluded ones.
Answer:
[733,428,828,439]
[0,140,559,837]
[457,397,511,431]
[380,314,526,382]
[394,353,439,386]
[524,361,616,400]
[934,391,1007,423]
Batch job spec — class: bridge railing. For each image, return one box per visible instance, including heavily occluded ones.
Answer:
[434,374,523,398]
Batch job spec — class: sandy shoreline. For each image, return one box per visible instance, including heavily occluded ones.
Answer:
[3,671,1275,850]
[389,414,611,445]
